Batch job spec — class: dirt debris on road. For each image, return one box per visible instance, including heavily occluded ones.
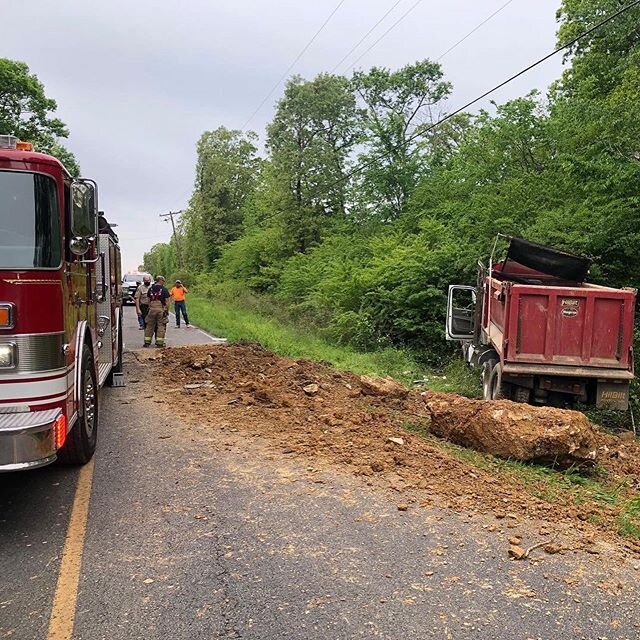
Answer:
[146,343,640,556]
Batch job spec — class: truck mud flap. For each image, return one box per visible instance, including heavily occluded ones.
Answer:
[596,381,630,410]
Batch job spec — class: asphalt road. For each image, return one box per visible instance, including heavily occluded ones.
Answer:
[121,300,221,349]
[1,306,639,639]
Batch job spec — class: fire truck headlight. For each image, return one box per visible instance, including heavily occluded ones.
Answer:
[0,344,16,368]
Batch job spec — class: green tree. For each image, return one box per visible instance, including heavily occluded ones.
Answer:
[0,58,79,175]
[143,242,177,279]
[556,0,640,98]
[408,94,555,266]
[352,59,452,220]
[544,0,640,284]
[181,127,260,270]
[267,73,360,253]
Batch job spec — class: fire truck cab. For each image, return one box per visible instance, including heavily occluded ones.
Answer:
[0,135,123,471]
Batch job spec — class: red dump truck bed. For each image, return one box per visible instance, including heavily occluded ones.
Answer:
[484,275,636,379]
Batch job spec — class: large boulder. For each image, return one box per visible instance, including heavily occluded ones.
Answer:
[359,375,409,399]
[422,392,598,465]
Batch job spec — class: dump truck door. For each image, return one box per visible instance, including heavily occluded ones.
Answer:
[446,285,476,340]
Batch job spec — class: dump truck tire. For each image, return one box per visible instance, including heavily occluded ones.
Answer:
[488,361,511,400]
[482,359,497,400]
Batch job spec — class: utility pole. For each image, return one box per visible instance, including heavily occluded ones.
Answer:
[159,210,183,267]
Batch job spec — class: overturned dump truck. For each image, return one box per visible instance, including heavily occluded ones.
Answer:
[446,236,636,409]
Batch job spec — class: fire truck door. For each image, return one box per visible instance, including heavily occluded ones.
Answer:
[95,234,113,385]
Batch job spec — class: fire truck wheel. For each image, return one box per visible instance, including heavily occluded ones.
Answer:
[488,361,512,401]
[58,345,98,465]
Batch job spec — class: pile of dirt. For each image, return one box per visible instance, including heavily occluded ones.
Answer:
[423,391,598,465]
[149,344,640,551]
[594,430,640,479]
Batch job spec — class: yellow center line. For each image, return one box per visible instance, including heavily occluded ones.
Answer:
[47,458,96,640]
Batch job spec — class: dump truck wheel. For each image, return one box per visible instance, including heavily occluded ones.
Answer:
[488,362,511,400]
[482,359,498,400]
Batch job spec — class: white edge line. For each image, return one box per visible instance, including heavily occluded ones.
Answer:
[167,312,218,343]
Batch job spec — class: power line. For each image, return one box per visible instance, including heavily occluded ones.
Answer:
[330,0,404,74]
[343,0,425,72]
[272,0,519,140]
[334,0,640,187]
[437,0,516,61]
[342,0,515,74]
[242,0,348,129]
[242,0,515,131]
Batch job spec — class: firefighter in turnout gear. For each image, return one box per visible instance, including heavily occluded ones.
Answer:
[135,274,152,329]
[144,275,170,347]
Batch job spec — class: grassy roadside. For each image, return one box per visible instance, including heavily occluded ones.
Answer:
[187,295,479,394]
[187,294,639,541]
[404,422,640,540]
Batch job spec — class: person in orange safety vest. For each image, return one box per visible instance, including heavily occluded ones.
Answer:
[170,280,190,328]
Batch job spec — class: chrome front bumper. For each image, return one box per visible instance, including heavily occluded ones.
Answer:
[0,409,61,471]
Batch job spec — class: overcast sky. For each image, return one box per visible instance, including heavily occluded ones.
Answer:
[3,0,564,271]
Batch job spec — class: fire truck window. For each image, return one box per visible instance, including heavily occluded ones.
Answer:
[109,244,117,285]
[0,171,61,268]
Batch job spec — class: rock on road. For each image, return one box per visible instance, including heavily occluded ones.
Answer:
[0,306,638,639]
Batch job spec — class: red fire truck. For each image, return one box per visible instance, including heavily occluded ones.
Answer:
[0,135,123,471]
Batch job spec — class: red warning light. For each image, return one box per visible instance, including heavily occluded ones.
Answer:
[54,414,67,450]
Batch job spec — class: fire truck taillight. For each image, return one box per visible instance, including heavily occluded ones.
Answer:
[54,414,67,450]
[0,344,16,368]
